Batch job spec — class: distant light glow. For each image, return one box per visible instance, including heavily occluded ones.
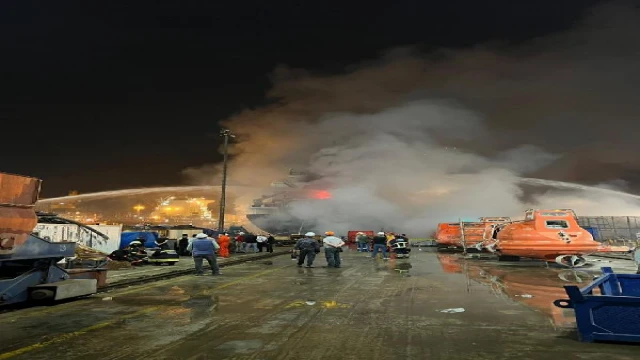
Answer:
[310,190,331,200]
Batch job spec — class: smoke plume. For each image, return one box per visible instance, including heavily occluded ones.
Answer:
[185,2,640,235]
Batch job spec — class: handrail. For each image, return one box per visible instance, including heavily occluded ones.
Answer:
[36,214,110,241]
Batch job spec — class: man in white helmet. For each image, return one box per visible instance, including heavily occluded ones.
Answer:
[294,232,320,268]
[187,233,221,275]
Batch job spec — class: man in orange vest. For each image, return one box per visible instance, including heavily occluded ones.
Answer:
[217,233,231,258]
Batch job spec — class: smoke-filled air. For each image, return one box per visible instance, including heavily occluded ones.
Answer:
[183,2,640,235]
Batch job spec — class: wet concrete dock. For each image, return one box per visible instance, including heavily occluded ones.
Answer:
[1,249,638,359]
[105,249,288,286]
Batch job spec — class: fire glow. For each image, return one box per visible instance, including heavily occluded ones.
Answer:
[309,190,331,200]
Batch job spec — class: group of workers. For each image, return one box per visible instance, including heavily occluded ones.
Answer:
[293,231,345,268]
[110,229,413,274]
[233,232,276,253]
[355,231,410,259]
[107,238,150,265]
[107,236,179,266]
[293,230,410,268]
[176,233,231,258]
[114,230,640,277]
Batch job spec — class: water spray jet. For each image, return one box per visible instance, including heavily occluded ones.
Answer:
[37,185,251,203]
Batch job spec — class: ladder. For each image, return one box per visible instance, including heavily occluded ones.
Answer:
[460,218,467,255]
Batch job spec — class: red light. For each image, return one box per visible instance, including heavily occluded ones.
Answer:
[310,190,331,200]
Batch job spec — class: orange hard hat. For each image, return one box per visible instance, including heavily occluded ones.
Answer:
[324,231,334,236]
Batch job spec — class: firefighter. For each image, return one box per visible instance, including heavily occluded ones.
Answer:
[389,234,411,259]
[385,232,395,245]
[127,239,148,266]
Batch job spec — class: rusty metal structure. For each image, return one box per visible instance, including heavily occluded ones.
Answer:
[0,172,42,256]
[1,172,98,305]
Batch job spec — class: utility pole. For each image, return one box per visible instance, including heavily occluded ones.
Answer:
[218,129,234,232]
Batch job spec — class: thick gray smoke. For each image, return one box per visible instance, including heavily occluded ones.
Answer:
[286,101,548,233]
[184,2,640,235]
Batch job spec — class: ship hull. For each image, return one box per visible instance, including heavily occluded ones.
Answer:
[246,213,317,235]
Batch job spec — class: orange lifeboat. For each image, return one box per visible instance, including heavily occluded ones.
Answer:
[434,222,461,248]
[484,209,630,267]
[435,217,511,250]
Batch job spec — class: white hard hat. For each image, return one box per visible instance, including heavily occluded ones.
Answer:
[196,233,208,239]
[377,232,385,235]
[305,232,316,237]
[239,232,245,235]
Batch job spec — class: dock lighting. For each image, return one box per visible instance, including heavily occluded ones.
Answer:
[133,205,145,215]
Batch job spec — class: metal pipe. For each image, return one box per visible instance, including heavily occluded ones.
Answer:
[218,129,233,232]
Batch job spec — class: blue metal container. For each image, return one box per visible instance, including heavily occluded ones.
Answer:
[554,267,640,343]
[581,226,600,241]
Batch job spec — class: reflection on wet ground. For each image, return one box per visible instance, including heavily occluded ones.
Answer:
[1,249,639,359]
[435,252,637,328]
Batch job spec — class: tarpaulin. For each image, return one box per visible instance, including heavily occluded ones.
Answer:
[120,231,158,249]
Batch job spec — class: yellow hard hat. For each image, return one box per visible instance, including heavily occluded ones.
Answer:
[325,231,334,236]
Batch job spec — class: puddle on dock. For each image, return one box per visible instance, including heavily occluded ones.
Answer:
[435,253,606,328]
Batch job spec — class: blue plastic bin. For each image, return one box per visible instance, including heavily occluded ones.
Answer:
[554,267,640,343]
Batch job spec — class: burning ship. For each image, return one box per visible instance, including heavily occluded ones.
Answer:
[245,169,331,235]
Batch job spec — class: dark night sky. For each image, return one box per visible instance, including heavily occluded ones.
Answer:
[1,0,606,197]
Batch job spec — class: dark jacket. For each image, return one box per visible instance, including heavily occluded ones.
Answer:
[245,234,258,244]
[372,236,387,245]
[294,237,320,252]
[155,239,170,250]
